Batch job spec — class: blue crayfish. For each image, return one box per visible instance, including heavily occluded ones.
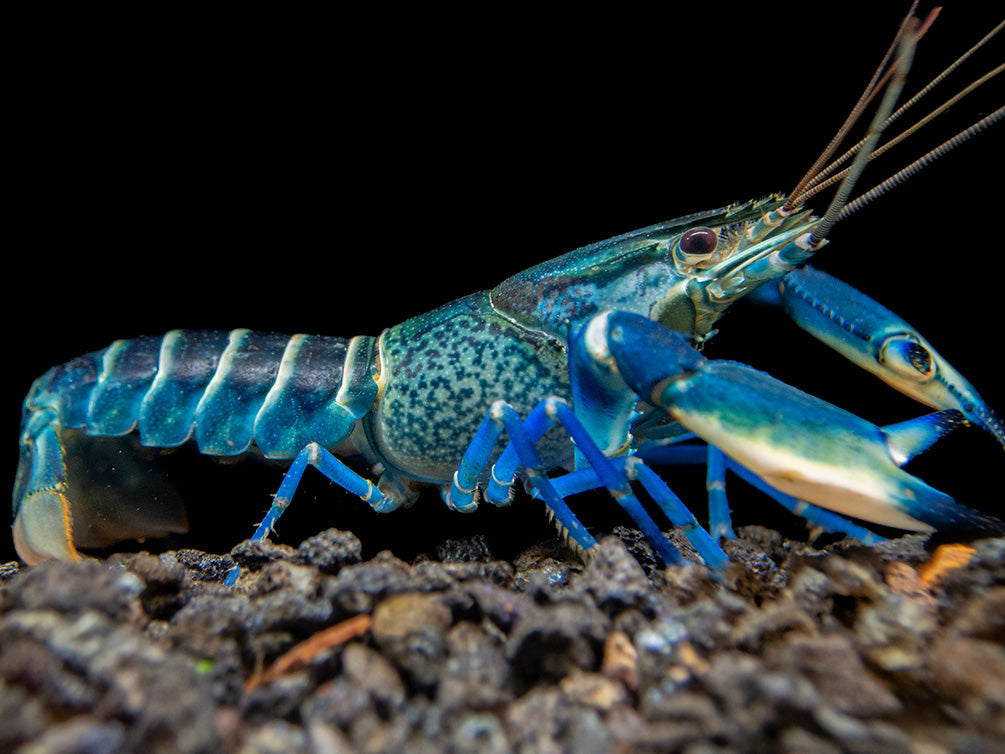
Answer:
[12,11,1005,583]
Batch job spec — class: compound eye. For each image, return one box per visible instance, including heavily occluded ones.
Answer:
[878,335,935,381]
[679,227,718,257]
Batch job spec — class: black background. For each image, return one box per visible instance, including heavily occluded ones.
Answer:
[5,4,1002,563]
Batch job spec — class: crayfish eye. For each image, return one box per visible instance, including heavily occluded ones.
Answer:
[679,227,718,256]
[878,335,935,381]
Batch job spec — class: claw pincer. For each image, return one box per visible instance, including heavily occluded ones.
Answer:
[763,266,1005,448]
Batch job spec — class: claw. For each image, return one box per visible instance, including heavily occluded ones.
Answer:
[778,267,1005,448]
[595,310,1005,537]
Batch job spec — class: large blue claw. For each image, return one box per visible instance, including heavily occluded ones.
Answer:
[595,310,1004,538]
[777,267,1005,448]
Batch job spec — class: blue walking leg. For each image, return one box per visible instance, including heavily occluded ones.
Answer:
[448,400,553,510]
[481,399,584,505]
[629,459,730,572]
[547,398,685,566]
[706,446,737,540]
[225,441,396,585]
[535,458,729,572]
[490,402,600,555]
[484,396,713,566]
[448,397,689,564]
[637,439,736,541]
[445,400,600,555]
[635,440,735,540]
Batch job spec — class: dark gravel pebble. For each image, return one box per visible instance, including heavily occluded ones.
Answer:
[2,527,1004,753]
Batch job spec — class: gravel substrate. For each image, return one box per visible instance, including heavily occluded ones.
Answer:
[2,525,1003,753]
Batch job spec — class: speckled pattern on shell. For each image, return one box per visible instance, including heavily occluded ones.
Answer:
[373,292,573,482]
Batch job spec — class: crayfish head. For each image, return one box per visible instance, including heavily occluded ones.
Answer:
[653,196,822,339]
[490,195,822,345]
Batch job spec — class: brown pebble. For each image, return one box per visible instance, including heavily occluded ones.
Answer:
[928,635,1005,702]
[884,562,936,609]
[559,670,629,710]
[601,631,638,690]
[371,592,452,641]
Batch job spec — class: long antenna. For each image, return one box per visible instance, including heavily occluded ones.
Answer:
[791,63,1003,206]
[782,2,921,213]
[839,107,1003,221]
[807,15,925,246]
[788,19,1004,207]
